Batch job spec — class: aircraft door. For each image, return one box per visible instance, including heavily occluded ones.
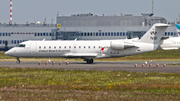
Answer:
[26,41,30,52]
[30,41,37,54]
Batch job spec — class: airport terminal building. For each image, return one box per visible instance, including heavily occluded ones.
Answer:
[52,13,177,40]
[0,13,178,50]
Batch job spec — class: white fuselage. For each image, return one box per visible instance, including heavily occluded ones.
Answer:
[159,37,180,50]
[6,40,156,59]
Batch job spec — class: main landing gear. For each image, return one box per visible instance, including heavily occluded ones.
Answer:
[86,59,94,64]
[16,57,20,64]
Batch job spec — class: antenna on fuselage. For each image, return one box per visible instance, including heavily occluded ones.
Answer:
[74,38,77,41]
[42,38,46,41]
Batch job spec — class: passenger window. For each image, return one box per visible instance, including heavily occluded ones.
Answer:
[64,46,66,49]
[99,46,101,49]
[39,46,41,49]
[79,46,81,48]
[49,46,51,49]
[54,46,56,49]
[69,46,71,49]
[44,46,46,49]
[59,46,61,48]
[84,46,86,49]
[94,46,95,48]
[89,46,90,49]
[74,46,76,48]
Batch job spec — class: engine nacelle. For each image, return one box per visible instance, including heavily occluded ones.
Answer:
[110,41,124,50]
[110,41,135,50]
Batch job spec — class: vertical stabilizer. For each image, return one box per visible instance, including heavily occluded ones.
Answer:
[175,24,180,37]
[140,23,169,44]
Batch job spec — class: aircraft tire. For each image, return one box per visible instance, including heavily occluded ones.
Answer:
[86,59,93,64]
[16,61,20,64]
[90,59,94,64]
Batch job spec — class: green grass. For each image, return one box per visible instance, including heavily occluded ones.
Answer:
[0,67,180,100]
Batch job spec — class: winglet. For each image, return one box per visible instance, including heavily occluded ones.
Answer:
[175,24,180,36]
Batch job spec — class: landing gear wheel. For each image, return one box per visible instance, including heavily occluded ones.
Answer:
[16,57,20,64]
[90,59,93,64]
[86,59,94,64]
[16,61,20,64]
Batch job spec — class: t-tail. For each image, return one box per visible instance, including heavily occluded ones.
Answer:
[175,24,180,37]
[140,23,169,44]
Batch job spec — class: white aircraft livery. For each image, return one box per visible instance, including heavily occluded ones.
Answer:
[158,24,180,50]
[5,23,169,64]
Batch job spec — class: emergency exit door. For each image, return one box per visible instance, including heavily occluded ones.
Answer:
[30,41,37,54]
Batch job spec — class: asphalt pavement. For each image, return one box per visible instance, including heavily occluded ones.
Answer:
[0,61,180,73]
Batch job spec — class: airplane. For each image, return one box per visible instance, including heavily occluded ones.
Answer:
[5,23,169,64]
[158,24,180,50]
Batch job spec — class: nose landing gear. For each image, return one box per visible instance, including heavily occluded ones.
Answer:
[16,57,20,64]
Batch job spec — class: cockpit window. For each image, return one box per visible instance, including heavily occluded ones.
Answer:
[16,44,25,47]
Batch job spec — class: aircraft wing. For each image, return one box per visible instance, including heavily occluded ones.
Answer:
[162,48,179,50]
[63,53,97,58]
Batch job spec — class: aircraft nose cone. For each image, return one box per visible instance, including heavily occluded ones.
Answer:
[5,50,14,56]
[5,51,10,55]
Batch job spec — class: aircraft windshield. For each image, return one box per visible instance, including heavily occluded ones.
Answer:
[16,44,25,47]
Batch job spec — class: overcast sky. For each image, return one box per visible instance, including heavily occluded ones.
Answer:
[0,0,180,24]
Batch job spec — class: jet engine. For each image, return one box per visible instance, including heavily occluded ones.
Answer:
[110,41,135,50]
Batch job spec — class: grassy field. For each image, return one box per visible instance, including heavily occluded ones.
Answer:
[0,50,180,100]
[1,49,180,62]
[0,68,180,100]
